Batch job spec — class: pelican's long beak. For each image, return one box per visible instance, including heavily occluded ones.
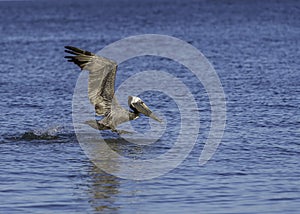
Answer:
[134,102,162,123]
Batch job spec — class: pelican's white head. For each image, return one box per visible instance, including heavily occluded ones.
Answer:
[128,96,162,123]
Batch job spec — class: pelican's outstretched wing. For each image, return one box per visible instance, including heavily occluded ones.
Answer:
[65,46,118,116]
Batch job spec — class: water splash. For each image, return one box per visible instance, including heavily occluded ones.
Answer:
[3,125,75,143]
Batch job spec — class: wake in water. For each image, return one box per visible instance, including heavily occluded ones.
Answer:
[2,124,76,143]
[2,123,163,145]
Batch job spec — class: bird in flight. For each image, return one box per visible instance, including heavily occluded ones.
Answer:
[65,46,162,134]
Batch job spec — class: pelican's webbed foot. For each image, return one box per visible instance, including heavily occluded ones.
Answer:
[112,129,134,135]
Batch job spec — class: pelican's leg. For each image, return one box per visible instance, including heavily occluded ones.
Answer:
[111,129,118,134]
[112,129,133,135]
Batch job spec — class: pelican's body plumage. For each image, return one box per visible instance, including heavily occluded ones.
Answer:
[65,46,161,133]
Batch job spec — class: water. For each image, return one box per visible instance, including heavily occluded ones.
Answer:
[0,0,299,213]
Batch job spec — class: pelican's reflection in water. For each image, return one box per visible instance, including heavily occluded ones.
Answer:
[88,165,120,213]
[85,136,143,213]
[85,136,126,213]
[81,133,168,212]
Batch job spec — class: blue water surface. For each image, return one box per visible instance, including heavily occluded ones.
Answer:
[0,0,299,213]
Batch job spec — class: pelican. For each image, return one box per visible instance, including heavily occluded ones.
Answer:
[65,46,162,134]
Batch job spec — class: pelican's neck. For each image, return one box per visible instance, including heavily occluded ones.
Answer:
[129,111,139,120]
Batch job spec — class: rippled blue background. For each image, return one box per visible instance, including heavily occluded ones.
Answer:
[0,0,299,213]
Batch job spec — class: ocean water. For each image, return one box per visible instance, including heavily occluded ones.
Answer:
[0,0,299,213]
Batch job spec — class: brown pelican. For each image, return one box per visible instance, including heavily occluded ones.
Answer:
[65,46,162,134]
